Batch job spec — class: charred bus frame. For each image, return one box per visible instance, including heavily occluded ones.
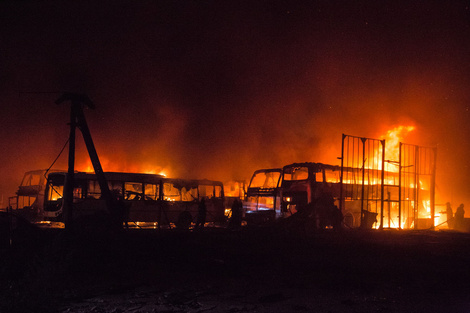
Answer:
[280,162,342,220]
[43,171,226,228]
[247,134,436,230]
[7,169,64,222]
[340,134,437,229]
[243,168,283,224]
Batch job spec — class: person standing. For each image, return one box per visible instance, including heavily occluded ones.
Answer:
[229,199,243,230]
[454,203,465,231]
[446,202,454,229]
[195,197,207,230]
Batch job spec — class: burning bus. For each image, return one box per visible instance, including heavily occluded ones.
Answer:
[281,162,342,217]
[8,169,63,222]
[242,131,438,230]
[278,132,438,230]
[43,171,226,228]
[243,168,283,224]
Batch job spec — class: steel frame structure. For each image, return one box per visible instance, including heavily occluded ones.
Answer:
[340,134,437,229]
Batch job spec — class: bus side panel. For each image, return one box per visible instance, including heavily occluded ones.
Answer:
[74,199,108,217]
[127,200,162,222]
[206,198,226,223]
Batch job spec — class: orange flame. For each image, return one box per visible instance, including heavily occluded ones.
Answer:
[76,157,170,177]
[373,125,415,172]
[382,125,415,162]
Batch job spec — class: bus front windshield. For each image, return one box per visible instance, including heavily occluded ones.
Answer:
[46,175,64,201]
[250,171,281,189]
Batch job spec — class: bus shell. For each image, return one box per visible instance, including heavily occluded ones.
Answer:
[243,168,283,224]
[281,162,343,215]
[43,171,226,227]
[281,162,387,228]
[8,169,63,222]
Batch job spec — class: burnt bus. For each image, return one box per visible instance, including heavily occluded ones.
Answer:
[43,171,226,227]
[243,168,283,224]
[8,169,64,222]
[282,162,388,228]
[281,162,346,225]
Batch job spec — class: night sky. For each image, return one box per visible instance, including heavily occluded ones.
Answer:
[1,1,469,208]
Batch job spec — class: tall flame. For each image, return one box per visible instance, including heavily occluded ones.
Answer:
[383,125,415,163]
[374,125,415,172]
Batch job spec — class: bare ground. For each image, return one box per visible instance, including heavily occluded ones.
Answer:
[2,224,470,313]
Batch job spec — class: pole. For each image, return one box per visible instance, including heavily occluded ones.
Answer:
[430,147,437,228]
[339,134,345,213]
[414,145,419,229]
[398,143,402,229]
[56,92,118,228]
[380,139,385,230]
[63,102,77,228]
[360,137,366,228]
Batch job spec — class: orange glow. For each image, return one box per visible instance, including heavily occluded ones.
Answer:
[76,157,170,177]
[382,125,415,163]
[372,125,415,172]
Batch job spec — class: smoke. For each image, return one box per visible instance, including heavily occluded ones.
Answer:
[1,1,469,207]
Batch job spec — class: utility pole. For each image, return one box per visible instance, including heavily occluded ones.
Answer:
[56,93,114,229]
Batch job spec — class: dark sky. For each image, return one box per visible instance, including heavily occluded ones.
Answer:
[1,0,469,206]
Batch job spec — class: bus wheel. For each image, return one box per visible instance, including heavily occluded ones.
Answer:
[176,211,192,230]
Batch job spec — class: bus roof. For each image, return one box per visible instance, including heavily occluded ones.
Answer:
[46,171,224,186]
[282,162,341,172]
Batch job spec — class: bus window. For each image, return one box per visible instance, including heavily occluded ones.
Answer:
[250,171,281,188]
[125,182,143,200]
[284,166,309,181]
[324,168,340,183]
[199,185,214,199]
[88,180,122,199]
[163,182,181,201]
[214,185,222,198]
[180,186,198,201]
[144,183,159,200]
[48,183,63,201]
[46,174,65,201]
[73,187,83,202]
[250,172,267,188]
[88,180,101,199]
[108,181,123,194]
[21,172,42,187]
[315,171,322,182]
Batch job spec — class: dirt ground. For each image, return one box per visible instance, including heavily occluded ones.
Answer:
[2,223,470,313]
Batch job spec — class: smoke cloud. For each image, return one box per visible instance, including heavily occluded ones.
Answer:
[1,1,469,207]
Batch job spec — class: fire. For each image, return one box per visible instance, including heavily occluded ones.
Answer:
[372,125,415,172]
[76,158,170,177]
[382,125,415,162]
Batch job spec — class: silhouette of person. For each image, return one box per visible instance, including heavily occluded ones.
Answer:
[315,193,338,229]
[454,203,465,231]
[229,199,243,230]
[446,202,454,229]
[331,204,343,230]
[195,197,207,230]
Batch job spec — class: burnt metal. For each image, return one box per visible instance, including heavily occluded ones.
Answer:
[341,134,437,230]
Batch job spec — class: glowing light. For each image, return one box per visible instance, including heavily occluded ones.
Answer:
[382,125,415,172]
[76,158,170,177]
